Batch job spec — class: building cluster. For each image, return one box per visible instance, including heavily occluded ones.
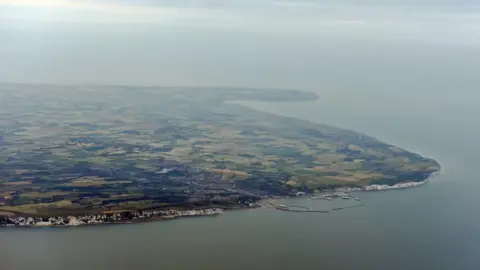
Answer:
[0,208,223,227]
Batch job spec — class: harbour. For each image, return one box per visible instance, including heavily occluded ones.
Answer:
[268,191,365,213]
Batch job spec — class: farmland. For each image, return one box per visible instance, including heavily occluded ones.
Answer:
[0,84,440,216]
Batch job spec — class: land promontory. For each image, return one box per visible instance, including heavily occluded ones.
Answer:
[0,84,440,221]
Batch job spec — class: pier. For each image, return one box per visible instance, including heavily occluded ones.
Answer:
[309,191,360,201]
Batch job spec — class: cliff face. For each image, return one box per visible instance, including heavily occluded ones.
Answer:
[0,208,224,227]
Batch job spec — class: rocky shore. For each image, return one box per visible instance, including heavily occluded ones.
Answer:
[356,170,440,192]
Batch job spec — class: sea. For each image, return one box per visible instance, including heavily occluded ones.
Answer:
[1,85,479,270]
[2,5,480,267]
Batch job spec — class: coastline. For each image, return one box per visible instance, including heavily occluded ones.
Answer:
[0,85,442,229]
[0,208,224,228]
[0,170,440,228]
[263,169,441,210]
[357,169,441,192]
[324,169,441,194]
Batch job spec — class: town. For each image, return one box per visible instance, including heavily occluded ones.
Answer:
[0,208,223,227]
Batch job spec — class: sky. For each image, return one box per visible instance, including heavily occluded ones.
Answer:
[0,0,479,88]
[2,0,480,34]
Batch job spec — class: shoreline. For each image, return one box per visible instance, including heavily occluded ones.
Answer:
[263,169,441,211]
[1,170,440,228]
[357,169,440,192]
[0,208,224,228]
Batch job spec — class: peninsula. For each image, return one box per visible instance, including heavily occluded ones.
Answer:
[0,83,440,226]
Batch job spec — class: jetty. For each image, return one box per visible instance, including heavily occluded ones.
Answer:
[310,192,359,201]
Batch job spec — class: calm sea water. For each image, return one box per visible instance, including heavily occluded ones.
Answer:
[2,0,480,268]
[1,87,479,270]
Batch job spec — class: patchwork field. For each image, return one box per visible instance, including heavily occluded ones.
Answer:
[0,84,440,216]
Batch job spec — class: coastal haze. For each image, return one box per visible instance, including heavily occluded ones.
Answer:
[1,0,480,270]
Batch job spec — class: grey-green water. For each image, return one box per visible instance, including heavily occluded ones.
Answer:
[2,90,479,270]
[2,1,480,269]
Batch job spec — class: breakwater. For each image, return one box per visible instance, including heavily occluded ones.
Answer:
[269,200,364,213]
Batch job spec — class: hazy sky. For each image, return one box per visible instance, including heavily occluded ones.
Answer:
[1,0,479,90]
